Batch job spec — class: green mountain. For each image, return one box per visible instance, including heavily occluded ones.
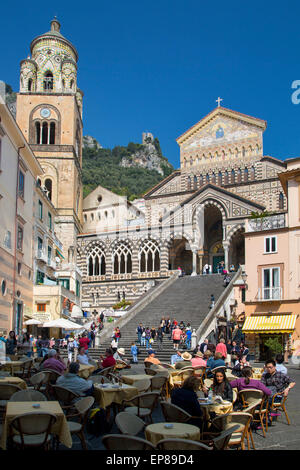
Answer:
[82,135,174,201]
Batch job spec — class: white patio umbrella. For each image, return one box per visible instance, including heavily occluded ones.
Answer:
[42,318,83,330]
[24,319,42,325]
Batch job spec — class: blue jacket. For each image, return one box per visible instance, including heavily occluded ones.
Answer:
[131,345,138,355]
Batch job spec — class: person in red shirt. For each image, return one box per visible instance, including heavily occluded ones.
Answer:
[215,338,227,359]
[78,333,90,351]
[92,348,116,374]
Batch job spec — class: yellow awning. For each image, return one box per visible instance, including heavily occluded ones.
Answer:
[242,315,297,334]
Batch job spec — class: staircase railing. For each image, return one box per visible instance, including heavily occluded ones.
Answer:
[98,271,179,342]
[195,267,242,344]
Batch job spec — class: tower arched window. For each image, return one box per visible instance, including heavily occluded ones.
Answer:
[224,170,229,185]
[279,192,284,209]
[187,176,191,190]
[199,175,203,187]
[28,79,33,92]
[237,168,242,183]
[244,168,249,182]
[250,166,255,181]
[49,122,55,144]
[206,173,210,184]
[44,179,52,201]
[43,72,54,91]
[35,122,41,144]
[231,169,235,184]
[42,122,48,144]
[211,172,216,184]
[218,171,222,186]
[139,239,160,273]
[242,147,246,157]
[87,245,106,276]
[193,175,197,189]
[113,242,132,274]
[70,80,74,90]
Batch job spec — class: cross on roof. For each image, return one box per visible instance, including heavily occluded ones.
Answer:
[216,97,223,107]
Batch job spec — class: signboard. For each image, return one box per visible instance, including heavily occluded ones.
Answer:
[33,313,51,322]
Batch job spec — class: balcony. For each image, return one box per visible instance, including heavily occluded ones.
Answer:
[48,259,57,270]
[247,214,286,232]
[36,248,47,263]
[257,287,282,301]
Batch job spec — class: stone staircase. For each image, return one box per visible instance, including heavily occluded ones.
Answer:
[61,274,233,364]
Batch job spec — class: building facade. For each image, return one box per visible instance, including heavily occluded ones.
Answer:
[78,106,288,311]
[0,91,42,335]
[242,160,300,360]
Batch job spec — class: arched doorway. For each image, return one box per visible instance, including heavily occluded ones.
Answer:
[203,204,224,272]
[168,237,193,275]
[229,228,245,269]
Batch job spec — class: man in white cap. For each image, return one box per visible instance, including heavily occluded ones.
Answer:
[113,347,130,368]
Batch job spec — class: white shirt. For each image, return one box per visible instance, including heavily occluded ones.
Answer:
[276,364,287,375]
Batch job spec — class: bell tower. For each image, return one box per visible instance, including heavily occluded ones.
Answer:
[16,17,83,258]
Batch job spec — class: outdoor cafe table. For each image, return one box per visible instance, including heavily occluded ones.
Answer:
[121,374,150,386]
[145,422,200,446]
[0,401,73,450]
[0,361,27,376]
[197,396,233,420]
[78,364,95,379]
[0,376,27,389]
[93,383,139,409]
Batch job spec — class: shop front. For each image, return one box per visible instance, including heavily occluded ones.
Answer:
[242,314,297,362]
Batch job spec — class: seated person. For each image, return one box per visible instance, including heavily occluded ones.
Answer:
[191,351,207,368]
[93,348,116,374]
[230,366,271,396]
[56,362,94,396]
[275,354,287,375]
[203,369,233,402]
[40,349,67,375]
[261,359,295,404]
[206,352,226,378]
[144,350,161,365]
[174,352,192,370]
[171,376,204,429]
[170,350,182,366]
[113,348,130,368]
[77,346,93,366]
[232,356,250,377]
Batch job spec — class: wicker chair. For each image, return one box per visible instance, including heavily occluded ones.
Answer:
[172,368,194,388]
[41,370,61,399]
[14,359,33,380]
[93,366,114,377]
[144,361,153,369]
[29,372,47,391]
[269,392,290,426]
[66,396,95,450]
[199,425,241,450]
[122,392,160,423]
[144,368,157,376]
[0,383,22,416]
[51,385,80,416]
[102,434,156,450]
[211,412,253,450]
[160,401,192,423]
[9,390,47,402]
[10,412,57,450]
[156,438,212,451]
[240,399,262,449]
[159,362,175,370]
[115,411,145,436]
[238,389,268,437]
[150,375,168,399]
[134,379,151,393]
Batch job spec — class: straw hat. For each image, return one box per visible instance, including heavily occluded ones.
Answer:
[181,352,192,361]
[117,348,125,356]
[195,351,203,358]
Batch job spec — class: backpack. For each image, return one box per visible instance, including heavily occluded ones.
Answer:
[86,408,111,436]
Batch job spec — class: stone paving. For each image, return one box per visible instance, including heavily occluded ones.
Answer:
[59,361,300,451]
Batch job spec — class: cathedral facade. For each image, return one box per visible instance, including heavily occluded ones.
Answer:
[78,106,288,310]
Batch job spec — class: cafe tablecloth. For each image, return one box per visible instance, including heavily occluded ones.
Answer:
[0,377,27,390]
[78,364,95,379]
[0,401,72,449]
[93,383,138,409]
[145,422,200,446]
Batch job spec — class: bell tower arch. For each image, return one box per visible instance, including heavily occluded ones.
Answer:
[16,17,83,257]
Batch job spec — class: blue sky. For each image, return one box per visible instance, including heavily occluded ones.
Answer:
[1,0,300,168]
